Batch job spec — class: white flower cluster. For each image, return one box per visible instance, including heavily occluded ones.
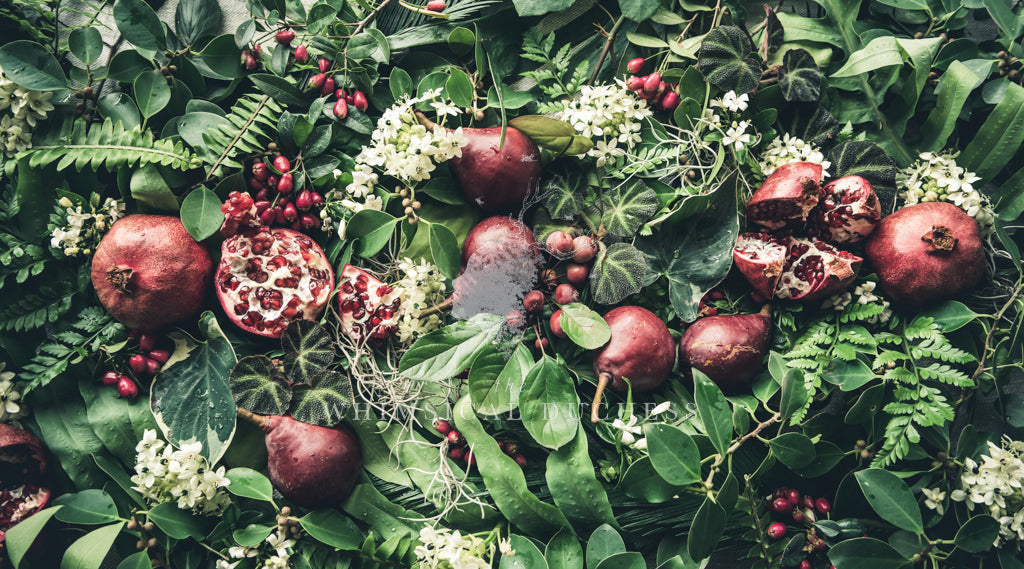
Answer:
[722,120,752,152]
[950,437,1024,545]
[130,429,231,516]
[50,196,126,257]
[900,151,995,236]
[0,363,26,423]
[712,90,750,113]
[414,526,497,569]
[350,89,466,195]
[217,527,294,569]
[394,257,447,344]
[759,133,832,178]
[0,64,54,156]
[821,280,893,324]
[609,401,673,450]
[558,80,653,167]
[704,90,749,129]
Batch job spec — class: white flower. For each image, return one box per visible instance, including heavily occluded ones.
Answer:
[0,364,25,422]
[721,121,751,152]
[899,151,994,236]
[713,90,749,112]
[130,429,231,515]
[591,138,626,168]
[922,487,946,515]
[649,401,672,417]
[431,99,462,119]
[611,415,642,445]
[759,133,831,178]
[559,81,652,162]
[951,437,1024,544]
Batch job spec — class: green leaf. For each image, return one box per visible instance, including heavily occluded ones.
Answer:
[546,529,585,569]
[175,0,221,45]
[508,116,584,154]
[347,209,400,257]
[113,0,167,51]
[6,506,61,569]
[600,181,659,237]
[282,320,335,384]
[147,503,206,540]
[917,301,979,332]
[133,69,171,119]
[828,538,910,569]
[0,40,68,90]
[116,552,152,569]
[399,314,505,380]
[822,358,875,391]
[69,27,103,66]
[97,93,142,129]
[960,82,1024,181]
[78,377,157,467]
[832,36,904,77]
[305,3,338,35]
[469,343,532,415]
[179,188,223,242]
[795,441,845,478]
[690,375,730,459]
[250,73,308,107]
[828,141,897,193]
[448,27,475,56]
[446,68,475,108]
[233,524,274,546]
[520,356,580,450]
[300,509,362,550]
[919,61,983,152]
[954,515,1000,553]
[618,0,660,22]
[855,468,924,534]
[546,425,618,531]
[197,34,244,79]
[226,467,275,501]
[770,432,817,469]
[559,303,612,350]
[587,525,626,569]
[626,32,670,48]
[230,355,290,416]
[636,178,738,322]
[390,67,414,99]
[698,26,761,95]
[152,312,237,464]
[595,553,645,569]
[61,522,125,569]
[779,368,809,420]
[501,534,550,569]
[428,222,460,279]
[590,243,647,305]
[687,498,727,560]
[53,490,119,525]
[289,370,353,427]
[779,48,821,102]
[644,424,701,485]
[511,0,574,17]
[544,178,584,220]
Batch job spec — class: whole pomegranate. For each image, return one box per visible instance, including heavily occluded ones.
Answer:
[806,176,881,244]
[261,415,361,507]
[337,265,402,345]
[91,215,214,332]
[746,162,822,230]
[0,424,50,551]
[864,202,984,306]
[215,227,334,338]
[678,306,772,392]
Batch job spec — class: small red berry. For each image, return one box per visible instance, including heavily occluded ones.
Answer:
[767,522,786,540]
[145,358,160,376]
[803,496,815,510]
[129,354,147,376]
[260,208,278,226]
[294,45,309,63]
[277,173,294,194]
[353,91,368,111]
[148,349,171,364]
[283,202,298,222]
[449,447,465,461]
[572,235,598,263]
[117,375,139,399]
[310,192,324,207]
[504,441,519,455]
[244,54,258,70]
[300,214,318,230]
[815,497,831,514]
[786,489,801,506]
[800,561,812,569]
[335,88,347,100]
[318,58,332,73]
[566,263,589,287]
[464,450,476,466]
[792,509,804,523]
[273,155,291,173]
[321,77,335,97]
[626,57,645,74]
[295,190,313,211]
[626,76,644,91]
[426,0,446,11]
[333,98,349,119]
[550,310,567,339]
[102,370,120,386]
[513,453,527,467]
[770,496,792,513]
[308,73,326,90]
[658,91,680,112]
[447,430,464,445]
[138,333,157,352]
[553,283,580,305]
[523,290,545,313]
[266,175,279,190]
[534,338,549,351]
[275,29,295,45]
[643,72,661,93]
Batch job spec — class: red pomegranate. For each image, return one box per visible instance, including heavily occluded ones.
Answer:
[337,265,402,345]
[864,202,985,306]
[746,162,822,230]
[215,227,334,338]
[734,234,861,302]
[0,424,50,551]
[91,215,214,332]
[733,232,788,300]
[806,176,881,244]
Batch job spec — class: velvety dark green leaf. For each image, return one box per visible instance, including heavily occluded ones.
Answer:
[300,510,362,550]
[543,177,584,220]
[53,490,119,525]
[560,303,612,350]
[69,27,103,66]
[770,432,817,469]
[546,425,617,531]
[399,314,504,380]
[780,49,821,102]
[828,141,897,194]
[636,178,738,322]
[0,40,68,90]
[761,6,784,58]
[176,0,221,45]
[520,356,580,450]
[778,103,841,148]
[289,370,354,427]
[600,181,658,237]
[693,370,732,456]
[469,343,532,415]
[113,0,167,51]
[687,498,727,560]
[587,525,626,569]
[954,515,1000,553]
[829,538,910,569]
[230,355,290,416]
[855,469,924,534]
[698,26,761,95]
[282,320,335,384]
[152,312,237,464]
[590,243,647,305]
[645,424,701,485]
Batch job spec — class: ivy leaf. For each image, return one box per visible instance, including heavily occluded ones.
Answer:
[636,177,738,322]
[698,26,761,95]
[590,243,647,305]
[544,176,584,220]
[600,181,658,237]
[828,141,898,197]
[289,370,354,427]
[282,320,335,384]
[779,49,822,102]
[230,355,291,416]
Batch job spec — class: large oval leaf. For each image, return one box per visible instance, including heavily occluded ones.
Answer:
[113,0,167,51]
[399,314,504,380]
[520,356,580,450]
[546,425,617,531]
[559,303,611,350]
[0,40,68,90]
[644,424,701,485]
[60,522,125,569]
[469,343,532,415]
[152,312,237,464]
[855,468,924,535]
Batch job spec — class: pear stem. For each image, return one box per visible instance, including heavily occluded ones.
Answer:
[414,110,438,131]
[590,372,614,423]
[417,297,453,318]
[759,304,772,318]
[236,407,269,429]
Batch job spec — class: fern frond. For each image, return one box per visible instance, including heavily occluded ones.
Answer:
[19,119,201,172]
[0,232,50,289]
[196,94,283,178]
[0,284,75,332]
[19,307,125,395]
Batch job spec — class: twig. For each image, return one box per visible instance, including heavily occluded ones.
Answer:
[970,279,1023,382]
[587,15,626,85]
[727,412,780,455]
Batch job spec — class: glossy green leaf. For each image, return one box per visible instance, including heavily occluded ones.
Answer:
[587,524,626,569]
[97,93,142,129]
[113,0,167,51]
[547,529,585,569]
[521,356,580,450]
[595,553,645,569]
[919,61,983,152]
[399,314,504,381]
[954,515,1000,553]
[148,502,205,540]
[917,301,979,332]
[53,490,119,525]
[779,368,809,420]
[428,222,461,279]
[822,358,875,391]
[176,0,222,45]
[832,36,904,77]
[61,522,125,569]
[390,67,414,99]
[0,40,68,90]
[445,68,475,107]
[179,187,223,242]
[234,524,274,546]
[305,3,338,35]
[546,425,617,531]
[770,432,817,469]
[7,506,61,569]
[559,303,612,350]
[855,468,924,534]
[250,73,308,107]
[829,538,910,569]
[116,552,152,569]
[961,82,1024,181]
[133,70,171,119]
[693,369,732,456]
[687,498,727,560]
[69,27,103,66]
[617,457,685,503]
[347,209,400,257]
[300,509,362,550]
[226,467,275,501]
[469,343,532,415]
[500,534,549,568]
[645,424,701,485]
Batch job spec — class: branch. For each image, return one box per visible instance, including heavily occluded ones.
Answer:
[587,15,626,86]
[728,412,780,455]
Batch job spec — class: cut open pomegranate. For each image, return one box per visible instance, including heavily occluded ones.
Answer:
[337,265,402,345]
[734,234,861,302]
[746,162,822,230]
[216,227,335,338]
[806,175,881,244]
[0,424,50,551]
[733,232,788,300]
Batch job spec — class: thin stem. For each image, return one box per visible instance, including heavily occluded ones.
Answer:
[587,15,626,85]
[236,407,269,429]
[727,412,781,455]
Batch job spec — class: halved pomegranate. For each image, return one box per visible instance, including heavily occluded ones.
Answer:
[337,265,402,345]
[0,424,50,552]
[746,162,822,230]
[733,232,788,300]
[806,176,881,244]
[216,227,335,338]
[776,237,861,301]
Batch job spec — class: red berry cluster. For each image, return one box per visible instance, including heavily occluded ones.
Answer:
[241,44,263,71]
[624,59,679,112]
[698,289,725,317]
[434,420,527,469]
[524,232,598,347]
[765,487,833,568]
[242,155,323,232]
[104,332,171,399]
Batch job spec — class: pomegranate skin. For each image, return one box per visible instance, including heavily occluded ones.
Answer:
[679,307,771,392]
[746,162,822,230]
[593,306,676,393]
[91,215,214,332]
[263,416,362,507]
[865,202,985,306]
